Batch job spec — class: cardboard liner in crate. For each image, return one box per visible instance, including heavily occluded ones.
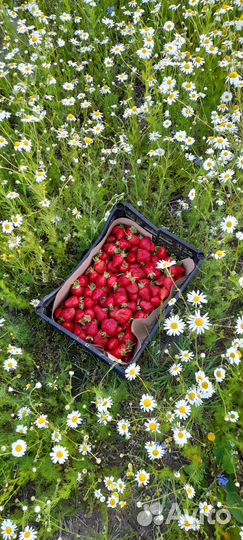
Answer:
[52,218,195,365]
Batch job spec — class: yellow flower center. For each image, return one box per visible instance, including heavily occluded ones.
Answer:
[15,444,23,452]
[178,432,184,439]
[179,406,186,414]
[171,322,179,330]
[195,318,203,326]
[72,415,78,423]
[229,71,238,79]
[149,423,156,431]
[202,381,209,389]
[139,473,146,482]
[6,527,12,535]
[193,295,200,302]
[57,451,63,458]
[143,399,152,408]
[208,432,216,442]
[226,221,232,228]
[25,533,31,539]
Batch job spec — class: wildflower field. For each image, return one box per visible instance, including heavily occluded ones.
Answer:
[1,0,243,539]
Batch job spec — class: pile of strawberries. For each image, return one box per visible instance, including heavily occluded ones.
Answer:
[54,224,185,363]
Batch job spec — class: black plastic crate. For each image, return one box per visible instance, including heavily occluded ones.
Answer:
[36,202,204,377]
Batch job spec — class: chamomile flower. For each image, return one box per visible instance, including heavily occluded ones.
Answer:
[50,445,69,464]
[184,484,195,499]
[188,311,211,334]
[214,367,226,382]
[174,400,191,420]
[199,501,214,515]
[96,397,113,412]
[236,316,243,334]
[117,419,131,438]
[35,415,49,429]
[179,350,194,363]
[19,526,37,540]
[140,394,157,412]
[3,357,18,371]
[225,410,239,423]
[173,427,191,446]
[187,290,207,306]
[1,520,17,540]
[135,469,150,487]
[146,441,166,460]
[169,363,183,376]
[66,410,82,428]
[220,215,238,234]
[125,363,140,380]
[79,442,92,455]
[178,514,199,531]
[144,418,160,433]
[164,314,185,336]
[11,439,27,457]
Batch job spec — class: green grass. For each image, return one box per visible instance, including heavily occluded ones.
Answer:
[0,0,243,539]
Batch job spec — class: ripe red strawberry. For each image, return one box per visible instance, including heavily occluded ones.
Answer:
[112,308,132,325]
[84,287,93,298]
[139,286,151,301]
[78,275,89,287]
[89,270,99,284]
[75,309,85,323]
[134,311,148,319]
[107,274,119,288]
[144,263,161,279]
[122,329,137,346]
[155,275,166,286]
[160,287,170,300]
[126,282,138,295]
[62,321,74,332]
[120,260,129,272]
[119,274,132,287]
[139,237,156,253]
[85,320,98,338]
[112,343,132,362]
[107,337,120,351]
[70,280,84,297]
[101,318,118,337]
[151,297,161,308]
[126,227,140,245]
[139,300,153,313]
[64,296,80,309]
[114,289,128,306]
[170,264,185,279]
[73,325,86,339]
[104,295,115,310]
[112,253,126,268]
[92,288,105,302]
[128,293,139,303]
[100,252,109,261]
[84,308,95,320]
[126,251,137,264]
[157,246,169,260]
[112,225,126,240]
[94,259,107,274]
[103,243,117,256]
[107,234,116,243]
[163,276,174,290]
[130,266,145,279]
[118,238,131,250]
[94,330,108,348]
[127,301,137,312]
[137,248,151,264]
[94,305,108,322]
[150,285,161,297]
[95,274,108,287]
[84,297,95,309]
[62,308,76,322]
[55,307,63,320]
